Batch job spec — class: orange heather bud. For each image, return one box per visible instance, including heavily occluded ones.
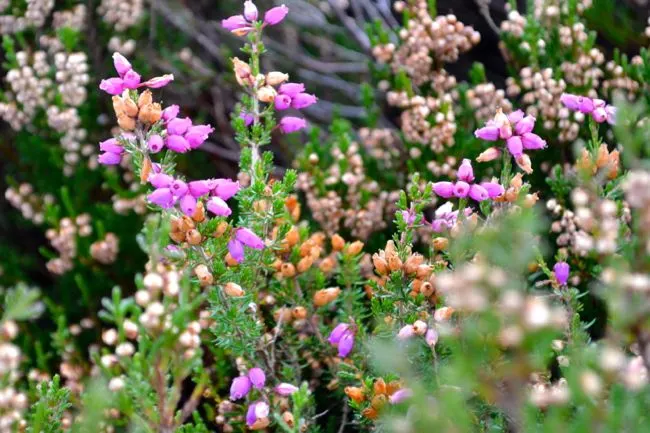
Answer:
[576,148,594,173]
[370,394,387,410]
[299,241,313,258]
[292,306,307,320]
[169,230,185,243]
[137,89,153,107]
[433,237,449,251]
[232,57,253,86]
[272,258,283,271]
[313,287,340,307]
[112,96,125,117]
[416,264,432,279]
[194,264,213,287]
[515,154,533,174]
[331,234,345,251]
[285,195,298,211]
[504,188,518,202]
[373,378,387,395]
[420,281,435,297]
[404,254,424,275]
[345,386,365,403]
[388,255,403,272]
[273,307,293,323]
[214,221,229,237]
[476,146,502,162]
[319,256,336,273]
[265,72,289,86]
[434,306,454,322]
[285,226,300,247]
[225,253,239,266]
[595,144,609,169]
[117,113,136,130]
[412,279,422,293]
[608,150,620,180]
[282,412,294,428]
[123,97,139,117]
[524,193,539,208]
[386,380,402,396]
[180,216,195,232]
[224,282,244,297]
[510,173,524,189]
[280,263,296,278]
[346,241,364,256]
[186,229,202,245]
[140,157,152,184]
[250,418,270,430]
[192,201,206,222]
[362,407,378,420]
[138,102,162,124]
[297,256,314,273]
[373,254,388,275]
[257,85,277,103]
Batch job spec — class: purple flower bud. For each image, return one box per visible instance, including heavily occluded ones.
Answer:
[222,14,248,31]
[560,93,580,111]
[474,125,500,141]
[431,219,447,232]
[148,188,175,208]
[213,179,240,200]
[170,179,188,198]
[246,401,269,427]
[122,69,141,89]
[397,325,415,340]
[99,78,125,95]
[578,96,595,113]
[230,376,252,400]
[188,180,214,198]
[278,83,305,98]
[432,181,455,198]
[469,184,489,202]
[99,138,123,154]
[179,195,197,216]
[328,323,350,344]
[112,53,132,78]
[248,368,266,389]
[275,383,299,396]
[279,116,307,134]
[240,112,254,126]
[147,134,164,153]
[141,74,174,89]
[457,158,474,182]
[165,135,191,153]
[243,1,258,21]
[98,152,122,165]
[338,331,355,357]
[592,107,607,123]
[453,181,470,198]
[149,173,174,188]
[274,94,292,110]
[425,328,438,346]
[206,197,232,216]
[236,228,265,249]
[521,133,546,150]
[514,115,536,135]
[228,239,245,263]
[606,105,617,125]
[167,117,192,135]
[162,105,180,122]
[185,125,213,149]
[264,5,289,25]
[400,210,416,226]
[480,182,504,198]
[553,262,570,285]
[291,93,318,109]
[389,389,413,404]
[506,136,523,157]
[508,109,525,124]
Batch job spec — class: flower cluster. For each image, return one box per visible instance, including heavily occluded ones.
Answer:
[222,2,289,35]
[99,53,173,95]
[328,323,355,357]
[560,93,616,124]
[147,174,239,216]
[432,159,503,202]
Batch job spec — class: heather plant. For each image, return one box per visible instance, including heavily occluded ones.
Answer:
[2,1,650,433]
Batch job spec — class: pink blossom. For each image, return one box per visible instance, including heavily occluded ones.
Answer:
[248,368,266,389]
[425,328,438,346]
[264,5,289,25]
[165,135,191,153]
[457,158,475,182]
[222,15,248,32]
[553,262,570,285]
[147,188,174,208]
[230,376,252,400]
[243,1,258,21]
[389,389,413,404]
[469,184,489,202]
[169,179,188,198]
[453,181,470,198]
[235,228,265,249]
[213,179,240,200]
[99,138,123,154]
[279,83,305,98]
[141,74,174,89]
[240,112,254,126]
[179,195,197,216]
[506,136,523,157]
[480,182,505,198]
[188,180,215,198]
[98,152,122,165]
[122,69,141,89]
[228,239,245,262]
[338,331,355,357]
[206,197,232,217]
[279,116,307,133]
[274,94,292,110]
[167,117,192,135]
[291,93,318,109]
[147,135,164,153]
[99,78,124,95]
[432,181,455,198]
[274,383,299,396]
[112,53,132,78]
[397,325,415,340]
[514,115,535,135]
[246,401,269,427]
[328,323,350,344]
[149,173,174,188]
[521,133,546,150]
[162,105,180,122]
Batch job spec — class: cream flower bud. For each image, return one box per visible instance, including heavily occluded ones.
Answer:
[257,86,277,103]
[265,72,289,86]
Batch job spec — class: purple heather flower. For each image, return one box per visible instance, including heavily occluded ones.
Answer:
[561,93,616,125]
[112,53,132,78]
[122,69,141,89]
[264,5,289,25]
[147,135,164,153]
[186,124,214,149]
[274,383,299,396]
[170,179,188,197]
[474,125,500,141]
[162,105,180,122]
[179,195,197,216]
[230,376,252,400]
[147,188,174,208]
[521,133,546,150]
[275,94,292,110]
[205,194,230,216]
[425,328,438,346]
[506,136,523,157]
[222,15,248,32]
[98,152,122,165]
[167,117,192,135]
[213,179,240,200]
[243,1,258,21]
[457,158,475,183]
[165,135,191,153]
[578,96,595,114]
[389,389,413,404]
[246,401,269,427]
[432,181,455,198]
[400,209,416,226]
[99,138,123,154]
[328,323,350,344]
[560,93,580,111]
[248,368,266,389]
[397,325,415,340]
[240,112,254,126]
[592,106,607,123]
[514,115,536,135]
[141,74,174,89]
[279,83,305,98]
[228,239,245,263]
[453,181,470,198]
[338,330,355,357]
[605,105,617,125]
[235,228,265,249]
[188,180,214,198]
[99,78,124,95]
[468,184,489,202]
[508,109,525,124]
[480,182,505,198]
[553,262,570,285]
[430,202,472,233]
[291,93,318,109]
[279,116,307,134]
[149,173,174,188]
